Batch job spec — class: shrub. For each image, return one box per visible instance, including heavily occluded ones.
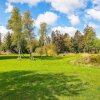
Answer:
[75,54,100,67]
[35,44,57,56]
[47,49,56,56]
[89,55,100,65]
[35,47,45,56]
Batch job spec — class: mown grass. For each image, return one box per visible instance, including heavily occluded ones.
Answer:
[0,54,100,100]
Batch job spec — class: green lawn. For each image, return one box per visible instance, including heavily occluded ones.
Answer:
[0,54,100,100]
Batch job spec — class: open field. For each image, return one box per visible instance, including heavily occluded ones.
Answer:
[0,54,100,100]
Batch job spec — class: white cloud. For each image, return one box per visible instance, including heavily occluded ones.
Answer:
[52,26,77,36]
[7,0,87,11]
[8,0,44,6]
[0,26,9,34]
[0,26,11,40]
[86,9,100,21]
[46,0,85,25]
[35,12,58,27]
[46,0,87,14]
[68,15,80,25]
[93,0,100,4]
[7,0,88,25]
[5,2,13,13]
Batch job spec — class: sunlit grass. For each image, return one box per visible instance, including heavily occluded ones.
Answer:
[0,54,100,100]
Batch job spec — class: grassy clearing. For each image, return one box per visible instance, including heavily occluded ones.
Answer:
[0,54,100,100]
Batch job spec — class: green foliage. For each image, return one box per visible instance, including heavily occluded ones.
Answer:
[52,31,72,54]
[7,7,22,59]
[64,34,73,52]
[23,10,34,59]
[39,22,47,46]
[35,44,56,56]
[44,44,57,56]
[1,43,7,51]
[39,22,48,56]
[27,39,39,53]
[1,6,100,57]
[35,47,45,56]
[92,39,100,53]
[4,32,12,51]
[83,25,96,53]
[73,30,83,53]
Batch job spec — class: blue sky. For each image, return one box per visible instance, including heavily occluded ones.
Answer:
[0,0,100,38]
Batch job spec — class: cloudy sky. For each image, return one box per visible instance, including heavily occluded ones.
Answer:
[0,0,100,38]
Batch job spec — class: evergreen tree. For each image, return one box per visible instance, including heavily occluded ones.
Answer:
[73,30,82,53]
[64,33,73,52]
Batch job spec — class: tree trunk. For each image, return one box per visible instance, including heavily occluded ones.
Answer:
[45,47,48,56]
[30,41,34,60]
[40,46,43,59]
[18,48,21,59]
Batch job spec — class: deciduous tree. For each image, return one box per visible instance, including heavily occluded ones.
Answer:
[23,10,34,59]
[8,7,22,59]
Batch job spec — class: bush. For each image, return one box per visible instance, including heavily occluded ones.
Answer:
[75,53,100,67]
[47,49,56,56]
[1,43,7,52]
[35,47,45,56]
[89,55,100,65]
[35,44,57,56]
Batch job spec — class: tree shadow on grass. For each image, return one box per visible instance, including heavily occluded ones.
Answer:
[0,55,63,60]
[34,56,63,60]
[0,71,88,100]
[0,55,17,60]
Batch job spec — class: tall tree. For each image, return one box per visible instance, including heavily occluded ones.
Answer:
[51,30,67,54]
[64,33,73,52]
[73,30,82,53]
[92,39,100,53]
[39,22,48,56]
[23,10,34,59]
[8,7,22,59]
[83,25,96,53]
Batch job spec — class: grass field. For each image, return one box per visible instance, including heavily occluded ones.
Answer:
[0,54,100,100]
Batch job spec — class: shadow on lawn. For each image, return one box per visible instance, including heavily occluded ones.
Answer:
[0,71,88,100]
[0,55,17,60]
[0,55,63,60]
[34,56,63,60]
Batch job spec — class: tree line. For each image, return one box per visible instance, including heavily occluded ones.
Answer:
[0,7,100,59]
